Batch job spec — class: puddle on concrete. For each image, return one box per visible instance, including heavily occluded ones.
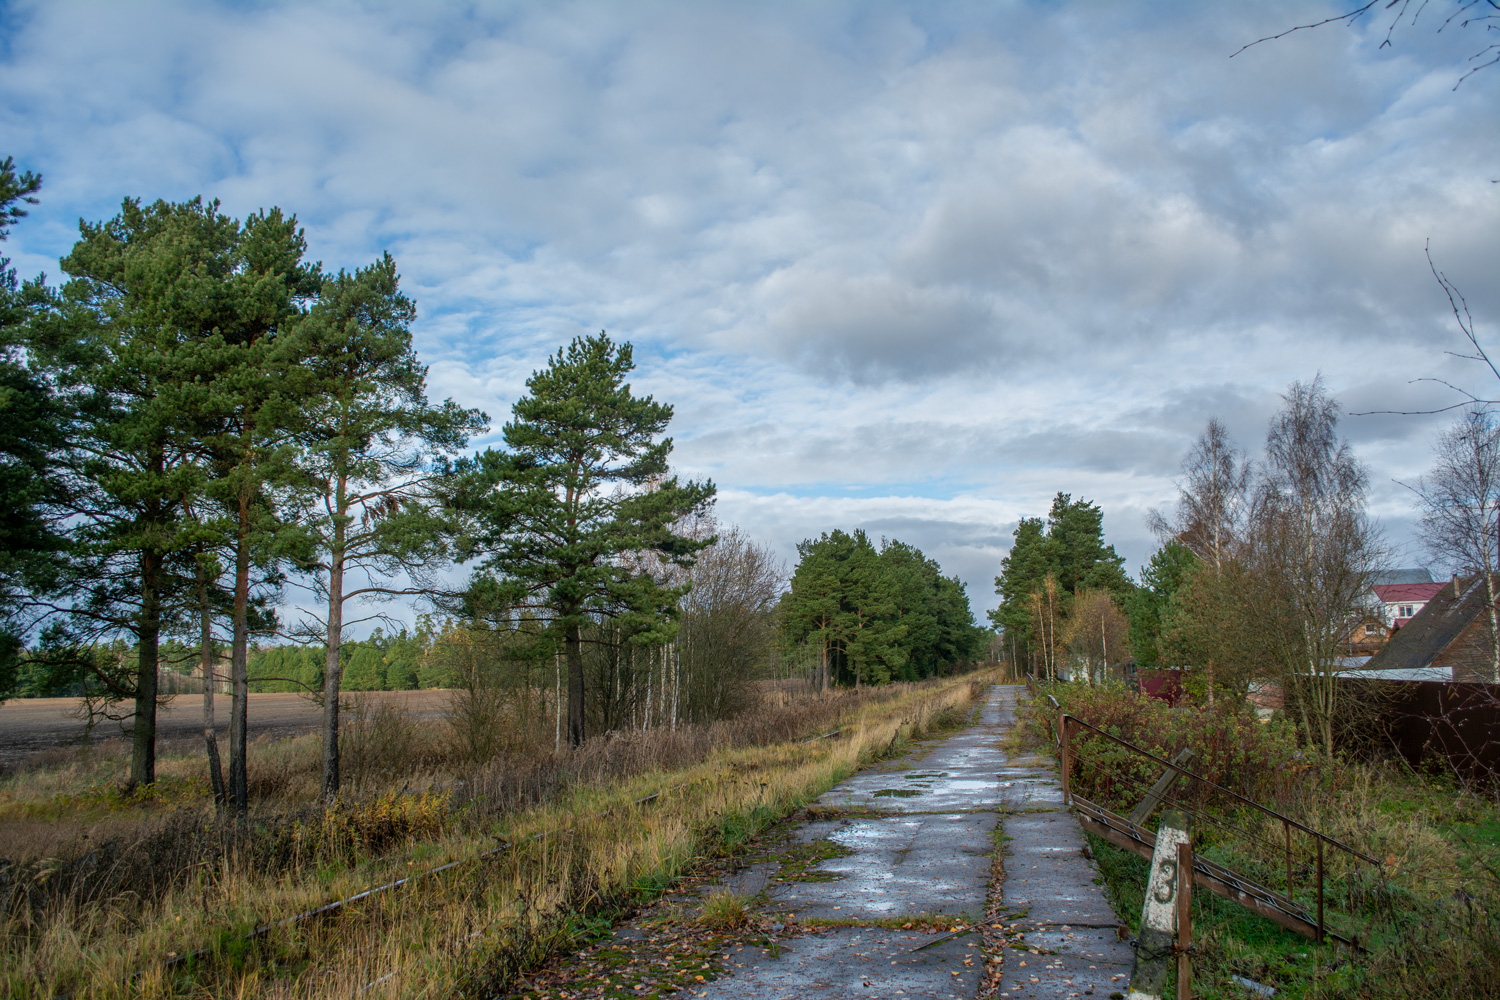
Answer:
[873,788,925,798]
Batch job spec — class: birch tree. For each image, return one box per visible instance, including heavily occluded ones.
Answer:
[1251,377,1384,755]
[1412,406,1500,682]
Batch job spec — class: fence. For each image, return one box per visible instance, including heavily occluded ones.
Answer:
[1053,708,1385,948]
[1336,678,1500,785]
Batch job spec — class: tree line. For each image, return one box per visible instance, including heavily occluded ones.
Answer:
[992,375,1500,760]
[0,162,726,810]
[780,529,986,688]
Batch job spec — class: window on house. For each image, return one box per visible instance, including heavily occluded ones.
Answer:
[1400,605,1415,618]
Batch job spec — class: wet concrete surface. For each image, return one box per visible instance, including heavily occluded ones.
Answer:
[769,811,997,919]
[992,687,1133,999]
[695,928,983,1000]
[658,685,1132,1000]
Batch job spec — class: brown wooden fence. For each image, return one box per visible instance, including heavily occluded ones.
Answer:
[1336,678,1500,784]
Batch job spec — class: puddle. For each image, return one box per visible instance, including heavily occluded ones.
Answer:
[872,788,925,798]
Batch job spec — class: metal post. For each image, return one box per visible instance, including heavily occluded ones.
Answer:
[1176,840,1192,1000]
[1060,713,1072,806]
[1284,819,1293,897]
[1316,837,1325,944]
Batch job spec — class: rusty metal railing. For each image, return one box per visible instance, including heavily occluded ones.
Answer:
[1057,709,1382,947]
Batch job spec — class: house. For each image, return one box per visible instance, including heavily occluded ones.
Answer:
[1373,574,1445,632]
[1349,574,1500,683]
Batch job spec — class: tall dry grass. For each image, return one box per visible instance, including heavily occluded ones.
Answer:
[1,673,991,998]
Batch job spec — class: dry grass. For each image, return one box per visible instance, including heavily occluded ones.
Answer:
[0,673,993,998]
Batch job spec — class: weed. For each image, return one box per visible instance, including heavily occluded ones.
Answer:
[697,890,751,930]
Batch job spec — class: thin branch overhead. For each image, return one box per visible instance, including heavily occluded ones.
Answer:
[1352,243,1496,417]
[1232,0,1499,88]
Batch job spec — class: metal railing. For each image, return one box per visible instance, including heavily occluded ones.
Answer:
[1054,708,1383,948]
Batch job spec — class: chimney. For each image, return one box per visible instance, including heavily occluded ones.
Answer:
[1454,573,1461,597]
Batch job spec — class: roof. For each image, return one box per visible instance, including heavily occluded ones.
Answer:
[1372,568,1436,585]
[1373,582,1446,604]
[1340,666,1454,682]
[1363,575,1491,675]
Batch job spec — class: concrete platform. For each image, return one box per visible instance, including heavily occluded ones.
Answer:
[768,811,997,919]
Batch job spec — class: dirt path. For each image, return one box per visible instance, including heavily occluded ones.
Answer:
[528,684,1133,1000]
[0,690,451,770]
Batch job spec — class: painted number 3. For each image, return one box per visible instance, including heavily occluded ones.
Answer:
[1152,858,1178,904]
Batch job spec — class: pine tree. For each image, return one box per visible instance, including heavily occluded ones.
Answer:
[295,253,485,799]
[39,198,248,789]
[461,333,715,745]
[193,206,322,814]
[0,157,66,700]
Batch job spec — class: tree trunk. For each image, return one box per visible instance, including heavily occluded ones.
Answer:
[128,549,161,792]
[1484,571,1500,684]
[199,574,226,808]
[566,621,585,747]
[321,510,346,802]
[228,501,252,816]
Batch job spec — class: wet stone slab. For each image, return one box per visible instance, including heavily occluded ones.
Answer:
[768,812,997,919]
[996,928,1132,998]
[1000,810,1123,928]
[691,927,983,1000]
[994,946,1131,1000]
[995,771,1066,810]
[814,738,1007,814]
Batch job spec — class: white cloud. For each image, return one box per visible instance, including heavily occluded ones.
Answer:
[3,0,1498,621]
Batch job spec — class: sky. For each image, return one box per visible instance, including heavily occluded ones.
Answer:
[3,0,1498,622]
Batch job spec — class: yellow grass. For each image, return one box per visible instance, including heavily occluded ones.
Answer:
[2,672,993,998]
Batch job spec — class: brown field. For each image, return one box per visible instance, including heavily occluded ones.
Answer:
[0,689,453,773]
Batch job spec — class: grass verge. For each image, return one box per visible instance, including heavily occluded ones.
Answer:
[2,673,993,998]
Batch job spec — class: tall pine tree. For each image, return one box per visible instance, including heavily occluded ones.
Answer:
[295,252,485,799]
[461,333,714,746]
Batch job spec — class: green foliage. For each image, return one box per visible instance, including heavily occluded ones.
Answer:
[782,529,982,686]
[1126,541,1197,669]
[247,644,324,693]
[460,332,716,742]
[246,627,430,693]
[1029,681,1304,809]
[990,492,1132,663]
[0,157,67,701]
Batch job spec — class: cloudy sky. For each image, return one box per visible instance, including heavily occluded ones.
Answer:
[3,0,1497,619]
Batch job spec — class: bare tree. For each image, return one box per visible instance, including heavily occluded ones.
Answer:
[1251,377,1386,755]
[1234,1,1500,89]
[1152,417,1253,571]
[1150,417,1254,704]
[1412,407,1500,681]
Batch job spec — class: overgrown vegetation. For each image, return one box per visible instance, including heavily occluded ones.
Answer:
[1025,681,1500,999]
[0,672,990,997]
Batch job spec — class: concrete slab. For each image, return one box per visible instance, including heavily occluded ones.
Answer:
[813,736,1007,814]
[993,946,1131,999]
[768,812,997,919]
[692,927,983,1000]
[1000,811,1122,928]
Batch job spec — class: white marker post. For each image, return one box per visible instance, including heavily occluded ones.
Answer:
[1126,809,1191,1000]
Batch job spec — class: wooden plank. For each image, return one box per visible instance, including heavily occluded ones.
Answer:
[1128,748,1196,827]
